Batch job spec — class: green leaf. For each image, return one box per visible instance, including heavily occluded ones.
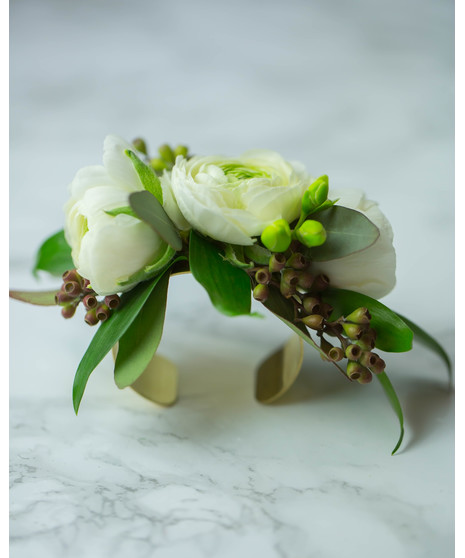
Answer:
[244,244,272,265]
[262,286,346,377]
[396,313,452,384]
[105,206,138,218]
[223,244,254,269]
[33,230,74,277]
[73,273,166,413]
[376,371,405,455]
[323,288,413,352]
[125,149,163,204]
[308,206,380,262]
[117,244,176,287]
[9,289,58,306]
[114,271,170,388]
[129,191,182,251]
[189,231,251,316]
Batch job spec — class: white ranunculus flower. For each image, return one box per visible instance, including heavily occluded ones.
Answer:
[64,135,172,295]
[166,150,314,245]
[312,189,396,299]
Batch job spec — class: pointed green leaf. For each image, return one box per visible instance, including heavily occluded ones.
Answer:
[262,286,347,377]
[115,271,170,388]
[189,231,251,316]
[323,288,413,352]
[129,191,182,251]
[9,289,58,306]
[73,273,165,413]
[244,244,272,265]
[308,206,380,262]
[117,244,176,287]
[105,206,138,218]
[223,244,254,269]
[376,371,405,455]
[33,230,74,277]
[125,149,163,204]
[396,313,452,384]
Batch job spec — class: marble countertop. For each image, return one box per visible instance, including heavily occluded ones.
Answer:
[10,0,454,556]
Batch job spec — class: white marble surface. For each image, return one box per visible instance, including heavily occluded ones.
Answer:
[10,0,454,557]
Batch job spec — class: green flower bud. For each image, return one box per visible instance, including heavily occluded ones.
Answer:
[346,361,364,380]
[286,253,307,270]
[301,175,329,214]
[301,314,324,330]
[173,145,189,158]
[132,138,148,155]
[345,307,372,325]
[158,144,175,165]
[295,220,327,248]
[149,158,167,172]
[261,219,292,252]
[253,283,269,302]
[342,322,366,340]
[269,253,287,273]
[345,344,362,361]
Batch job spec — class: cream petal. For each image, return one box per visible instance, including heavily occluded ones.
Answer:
[103,134,143,192]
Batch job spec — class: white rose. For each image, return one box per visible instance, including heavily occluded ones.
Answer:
[64,135,172,295]
[165,150,314,245]
[311,189,396,299]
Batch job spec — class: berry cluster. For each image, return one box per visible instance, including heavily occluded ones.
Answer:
[249,246,385,384]
[56,270,120,326]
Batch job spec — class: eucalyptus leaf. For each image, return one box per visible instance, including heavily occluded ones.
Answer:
[33,230,74,277]
[73,270,173,413]
[125,149,163,203]
[114,271,170,388]
[9,289,58,306]
[129,191,182,251]
[396,313,452,384]
[376,371,405,455]
[309,206,380,262]
[189,231,251,316]
[323,288,413,352]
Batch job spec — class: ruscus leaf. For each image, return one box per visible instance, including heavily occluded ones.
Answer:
[376,371,405,455]
[125,149,163,203]
[33,230,74,277]
[189,231,251,316]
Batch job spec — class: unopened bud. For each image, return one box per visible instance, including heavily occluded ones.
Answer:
[63,281,82,296]
[96,303,110,322]
[356,332,376,350]
[104,294,121,310]
[342,322,366,340]
[84,309,99,326]
[296,271,314,290]
[56,291,76,305]
[346,361,364,380]
[303,296,321,315]
[319,302,334,319]
[62,269,82,285]
[253,283,269,302]
[311,274,330,292]
[150,158,167,172]
[158,144,175,165]
[301,314,324,330]
[295,220,327,248]
[255,267,272,285]
[173,145,189,158]
[261,219,292,253]
[369,356,386,374]
[83,294,98,310]
[132,138,147,155]
[328,347,345,362]
[301,175,329,214]
[357,368,373,384]
[61,304,77,319]
[345,344,362,361]
[345,307,371,325]
[269,253,286,273]
[280,280,296,299]
[282,269,300,287]
[359,351,378,368]
[286,253,307,270]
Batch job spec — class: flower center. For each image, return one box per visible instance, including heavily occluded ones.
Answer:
[219,162,271,180]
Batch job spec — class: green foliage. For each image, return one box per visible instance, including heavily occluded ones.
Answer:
[323,288,413,352]
[125,149,163,203]
[189,231,251,316]
[129,191,182,251]
[376,372,405,455]
[9,289,58,306]
[223,244,254,269]
[114,271,170,388]
[105,206,138,218]
[117,244,176,286]
[33,230,74,277]
[309,206,380,261]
